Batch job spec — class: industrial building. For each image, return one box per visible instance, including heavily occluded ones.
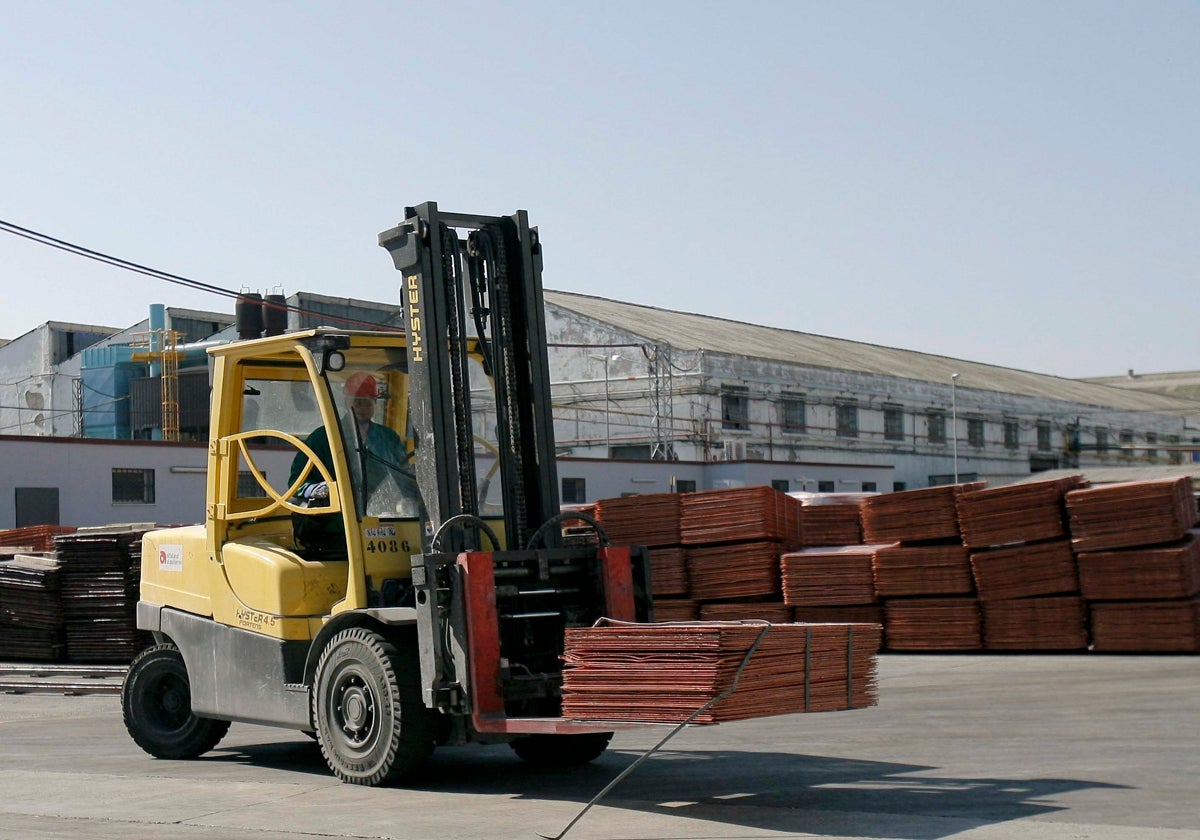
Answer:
[2,288,1199,528]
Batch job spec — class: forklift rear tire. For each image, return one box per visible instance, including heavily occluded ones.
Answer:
[122,643,231,759]
[509,732,613,767]
[312,627,435,786]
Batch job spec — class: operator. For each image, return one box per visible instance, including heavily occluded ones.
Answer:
[289,372,419,551]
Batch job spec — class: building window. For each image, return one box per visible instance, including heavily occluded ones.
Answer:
[675,479,697,493]
[927,410,946,444]
[561,477,586,504]
[862,481,877,492]
[721,385,749,431]
[836,400,858,438]
[1167,435,1181,465]
[1003,418,1019,450]
[113,468,155,504]
[893,481,907,492]
[771,479,790,493]
[966,417,984,448]
[883,404,904,441]
[1145,431,1158,461]
[1119,429,1134,458]
[237,470,267,499]
[817,480,835,492]
[1094,427,1109,454]
[779,392,806,435]
[1036,421,1052,452]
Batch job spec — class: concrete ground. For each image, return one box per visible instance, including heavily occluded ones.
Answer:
[0,653,1197,840]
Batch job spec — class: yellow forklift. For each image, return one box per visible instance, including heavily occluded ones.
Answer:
[122,204,649,785]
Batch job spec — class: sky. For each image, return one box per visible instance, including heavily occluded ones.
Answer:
[1,1,1197,379]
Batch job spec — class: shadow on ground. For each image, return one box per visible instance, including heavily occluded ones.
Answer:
[209,738,1125,840]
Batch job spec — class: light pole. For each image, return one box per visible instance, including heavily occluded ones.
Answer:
[951,373,960,483]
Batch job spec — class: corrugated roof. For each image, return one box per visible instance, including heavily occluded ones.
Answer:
[1082,371,1200,403]
[544,290,1200,414]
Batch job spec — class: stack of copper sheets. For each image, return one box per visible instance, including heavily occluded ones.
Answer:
[0,525,77,553]
[55,526,153,662]
[883,597,982,650]
[872,544,973,597]
[1077,535,1200,600]
[560,621,881,723]
[955,476,1084,549]
[798,500,864,547]
[647,547,688,597]
[981,596,1088,650]
[594,493,681,547]
[1065,477,1199,553]
[559,505,599,545]
[687,542,782,600]
[0,554,64,661]
[780,546,882,606]
[650,598,700,621]
[792,604,885,626]
[699,601,794,623]
[970,539,1079,601]
[1090,598,1200,652]
[861,483,985,543]
[679,487,801,546]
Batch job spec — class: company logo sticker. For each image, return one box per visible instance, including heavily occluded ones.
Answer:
[158,544,184,572]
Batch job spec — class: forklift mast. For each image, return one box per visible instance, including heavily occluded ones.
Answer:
[378,203,560,553]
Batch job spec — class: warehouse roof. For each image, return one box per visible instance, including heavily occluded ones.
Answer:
[1081,370,1200,403]
[544,290,1200,414]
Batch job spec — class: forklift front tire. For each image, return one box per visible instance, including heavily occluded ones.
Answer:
[312,627,434,786]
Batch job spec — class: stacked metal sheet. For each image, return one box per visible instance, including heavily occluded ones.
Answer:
[647,547,689,597]
[955,476,1085,549]
[699,601,794,623]
[1077,535,1200,601]
[0,525,77,553]
[650,598,700,621]
[1090,599,1200,652]
[796,496,864,547]
[560,621,881,723]
[792,604,885,626]
[679,487,801,547]
[872,544,973,597]
[780,545,883,607]
[1065,477,1199,553]
[970,539,1080,601]
[981,596,1088,650]
[594,493,682,547]
[861,482,984,544]
[0,554,64,661]
[687,542,783,601]
[883,597,982,650]
[54,525,154,663]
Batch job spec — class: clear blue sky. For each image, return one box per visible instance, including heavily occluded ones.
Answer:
[2,1,1196,378]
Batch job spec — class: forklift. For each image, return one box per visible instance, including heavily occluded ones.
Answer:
[122,203,650,785]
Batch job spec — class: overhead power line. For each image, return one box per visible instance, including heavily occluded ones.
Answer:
[0,219,401,332]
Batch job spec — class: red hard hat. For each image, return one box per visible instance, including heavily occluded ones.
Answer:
[344,372,379,399]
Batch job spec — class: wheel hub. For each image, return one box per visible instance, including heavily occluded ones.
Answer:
[336,677,375,744]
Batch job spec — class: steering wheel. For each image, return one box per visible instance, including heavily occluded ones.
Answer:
[222,429,342,521]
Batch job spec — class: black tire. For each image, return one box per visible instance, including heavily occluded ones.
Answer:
[122,642,231,759]
[312,627,435,786]
[510,732,613,767]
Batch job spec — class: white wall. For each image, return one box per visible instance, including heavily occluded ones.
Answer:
[0,436,295,530]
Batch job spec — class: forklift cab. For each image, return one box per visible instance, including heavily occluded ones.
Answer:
[198,330,504,624]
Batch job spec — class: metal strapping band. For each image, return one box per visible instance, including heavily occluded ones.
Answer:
[846,625,855,709]
[804,625,812,713]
